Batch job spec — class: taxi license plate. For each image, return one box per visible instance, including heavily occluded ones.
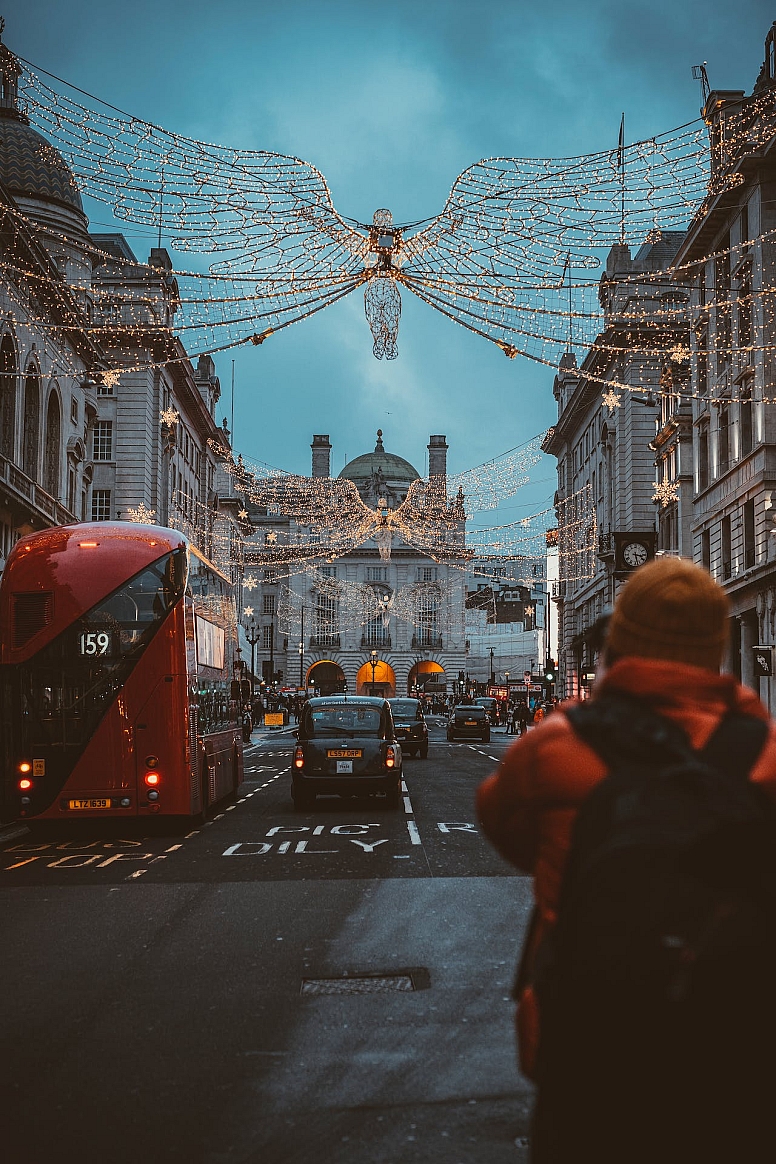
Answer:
[68,798,111,810]
[327,749,362,758]
[336,760,353,774]
[465,720,478,726]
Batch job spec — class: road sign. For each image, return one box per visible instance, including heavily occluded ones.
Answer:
[264,712,284,726]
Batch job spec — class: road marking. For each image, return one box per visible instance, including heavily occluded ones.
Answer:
[401,780,408,792]
[165,844,182,852]
[128,869,147,879]
[5,856,39,870]
[407,821,422,845]
[185,831,199,839]
[403,796,413,814]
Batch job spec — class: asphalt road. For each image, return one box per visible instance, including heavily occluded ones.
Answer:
[0,719,535,1164]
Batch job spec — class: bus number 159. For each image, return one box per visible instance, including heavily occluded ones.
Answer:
[79,631,112,657]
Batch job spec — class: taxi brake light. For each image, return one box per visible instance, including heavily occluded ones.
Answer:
[385,746,396,769]
[144,771,161,787]
[19,762,31,773]
[19,778,32,791]
[293,747,304,769]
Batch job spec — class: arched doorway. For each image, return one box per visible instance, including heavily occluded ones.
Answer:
[408,660,445,695]
[306,660,346,696]
[356,658,396,698]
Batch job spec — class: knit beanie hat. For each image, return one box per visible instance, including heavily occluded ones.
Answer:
[606,557,729,672]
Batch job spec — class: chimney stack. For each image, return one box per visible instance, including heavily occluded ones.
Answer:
[311,434,332,478]
[428,435,448,478]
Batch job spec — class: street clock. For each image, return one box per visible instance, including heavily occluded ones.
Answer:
[613,532,657,575]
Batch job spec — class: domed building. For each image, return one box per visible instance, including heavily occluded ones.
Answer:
[0,33,104,565]
[270,432,467,699]
[0,29,237,585]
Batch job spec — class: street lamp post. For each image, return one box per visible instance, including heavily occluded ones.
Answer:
[299,606,305,688]
[244,617,261,701]
[489,646,495,686]
[370,649,378,695]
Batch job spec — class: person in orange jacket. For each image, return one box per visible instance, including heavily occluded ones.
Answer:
[477,557,776,1161]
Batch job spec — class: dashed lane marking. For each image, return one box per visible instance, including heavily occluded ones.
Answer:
[407,821,422,845]
[403,796,413,814]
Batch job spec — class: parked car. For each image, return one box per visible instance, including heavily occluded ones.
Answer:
[387,697,429,759]
[447,704,490,742]
[473,696,499,724]
[291,696,402,810]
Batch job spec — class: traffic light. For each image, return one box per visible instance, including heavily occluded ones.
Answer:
[544,659,556,688]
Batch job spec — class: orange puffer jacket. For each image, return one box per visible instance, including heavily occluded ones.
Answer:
[476,656,776,1077]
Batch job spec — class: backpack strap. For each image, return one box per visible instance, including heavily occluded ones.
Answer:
[698,713,768,782]
[567,694,768,783]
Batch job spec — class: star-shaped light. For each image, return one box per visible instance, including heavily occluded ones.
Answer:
[160,406,180,427]
[244,606,254,617]
[243,574,258,591]
[602,389,622,411]
[101,369,121,389]
[266,530,278,544]
[670,344,691,364]
[238,508,249,519]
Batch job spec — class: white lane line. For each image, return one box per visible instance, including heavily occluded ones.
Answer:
[164,844,182,852]
[128,869,147,879]
[214,813,225,820]
[401,780,408,792]
[185,831,199,839]
[226,805,236,811]
[407,820,422,845]
[488,756,499,762]
[403,795,413,814]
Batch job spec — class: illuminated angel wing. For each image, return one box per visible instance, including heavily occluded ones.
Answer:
[22,63,369,354]
[396,125,711,365]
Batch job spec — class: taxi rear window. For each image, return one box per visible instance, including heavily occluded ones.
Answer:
[306,705,382,736]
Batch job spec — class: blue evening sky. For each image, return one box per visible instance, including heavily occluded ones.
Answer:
[8,0,774,522]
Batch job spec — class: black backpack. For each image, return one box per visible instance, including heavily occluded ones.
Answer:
[530,695,776,1161]
[536,693,776,1061]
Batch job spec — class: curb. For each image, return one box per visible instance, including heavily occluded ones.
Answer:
[0,823,29,842]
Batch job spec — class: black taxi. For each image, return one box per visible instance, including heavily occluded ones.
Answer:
[291,696,402,810]
[387,697,429,759]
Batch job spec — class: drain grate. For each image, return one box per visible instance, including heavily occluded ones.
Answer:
[301,967,430,995]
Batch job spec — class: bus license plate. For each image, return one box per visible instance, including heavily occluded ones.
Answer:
[68,798,111,810]
[327,749,362,758]
[336,760,353,774]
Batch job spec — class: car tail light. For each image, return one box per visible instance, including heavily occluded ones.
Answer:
[144,771,161,787]
[293,747,305,769]
[18,778,32,791]
[385,746,396,769]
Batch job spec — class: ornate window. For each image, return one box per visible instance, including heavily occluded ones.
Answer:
[0,333,17,461]
[22,366,40,480]
[44,388,61,497]
[93,420,113,461]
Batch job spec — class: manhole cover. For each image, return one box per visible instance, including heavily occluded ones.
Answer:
[301,967,430,995]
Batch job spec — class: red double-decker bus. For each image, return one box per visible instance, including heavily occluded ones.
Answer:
[0,522,243,828]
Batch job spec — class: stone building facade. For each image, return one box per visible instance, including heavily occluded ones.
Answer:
[246,433,468,698]
[0,32,239,592]
[673,23,776,707]
[543,234,689,698]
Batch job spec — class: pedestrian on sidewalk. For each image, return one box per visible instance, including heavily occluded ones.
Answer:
[477,557,776,1163]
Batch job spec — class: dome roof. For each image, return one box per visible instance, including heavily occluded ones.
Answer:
[339,431,420,485]
[0,116,85,216]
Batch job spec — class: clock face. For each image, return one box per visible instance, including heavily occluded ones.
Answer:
[623,541,649,568]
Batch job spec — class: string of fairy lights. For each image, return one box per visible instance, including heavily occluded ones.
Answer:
[1,40,775,399]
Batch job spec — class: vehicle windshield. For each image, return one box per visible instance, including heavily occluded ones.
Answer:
[389,700,421,720]
[306,705,383,737]
[456,707,484,717]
